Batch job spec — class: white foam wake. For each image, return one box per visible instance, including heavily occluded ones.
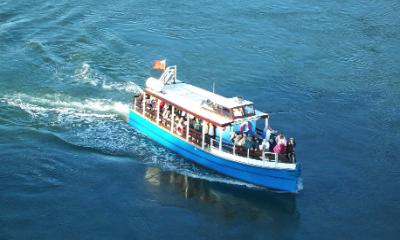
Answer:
[1,93,255,189]
[74,62,142,93]
[2,93,129,120]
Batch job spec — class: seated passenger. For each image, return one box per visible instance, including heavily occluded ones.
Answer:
[159,101,165,110]
[149,99,156,109]
[145,98,151,109]
[229,131,237,143]
[259,139,270,152]
[243,136,255,150]
[176,117,184,136]
[193,119,201,132]
[162,105,170,120]
[237,133,247,146]
[233,133,243,146]
[252,136,259,150]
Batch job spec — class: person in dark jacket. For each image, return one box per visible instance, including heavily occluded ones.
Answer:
[286,138,296,162]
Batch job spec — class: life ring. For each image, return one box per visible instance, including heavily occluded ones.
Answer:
[240,121,252,133]
[176,124,184,136]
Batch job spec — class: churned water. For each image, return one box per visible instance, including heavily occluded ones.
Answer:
[1,0,399,239]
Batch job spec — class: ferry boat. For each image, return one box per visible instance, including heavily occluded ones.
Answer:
[129,61,301,193]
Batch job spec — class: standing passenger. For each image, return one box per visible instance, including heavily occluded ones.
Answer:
[286,138,296,162]
[273,134,287,154]
[208,123,215,138]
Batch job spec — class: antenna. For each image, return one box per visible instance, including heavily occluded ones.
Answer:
[212,82,215,93]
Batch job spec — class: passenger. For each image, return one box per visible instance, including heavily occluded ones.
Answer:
[203,121,209,135]
[149,99,156,109]
[176,117,184,136]
[145,98,151,109]
[244,135,254,150]
[208,123,214,138]
[162,105,170,120]
[237,133,246,146]
[286,138,296,162]
[273,134,287,154]
[229,131,237,144]
[193,118,202,132]
[159,100,165,110]
[234,133,243,146]
[275,133,287,146]
[259,139,270,152]
[137,94,143,107]
[262,126,272,141]
[252,137,260,151]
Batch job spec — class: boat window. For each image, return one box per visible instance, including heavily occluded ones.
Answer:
[233,107,244,117]
[222,107,231,117]
[202,99,232,118]
[244,105,255,116]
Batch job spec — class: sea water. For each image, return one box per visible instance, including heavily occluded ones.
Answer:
[0,0,399,239]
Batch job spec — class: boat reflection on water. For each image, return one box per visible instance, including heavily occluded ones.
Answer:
[144,167,299,230]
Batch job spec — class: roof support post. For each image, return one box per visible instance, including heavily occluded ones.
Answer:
[201,121,205,149]
[170,105,175,132]
[133,96,136,112]
[218,127,223,152]
[156,100,160,124]
[142,92,146,115]
[186,114,190,141]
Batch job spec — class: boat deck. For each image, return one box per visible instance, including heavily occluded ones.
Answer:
[132,98,296,170]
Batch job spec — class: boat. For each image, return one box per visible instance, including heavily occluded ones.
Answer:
[129,61,302,193]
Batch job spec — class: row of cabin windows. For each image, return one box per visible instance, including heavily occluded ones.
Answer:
[201,99,255,119]
[139,92,255,122]
[232,105,255,118]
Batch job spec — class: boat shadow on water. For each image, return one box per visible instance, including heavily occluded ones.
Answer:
[144,167,299,230]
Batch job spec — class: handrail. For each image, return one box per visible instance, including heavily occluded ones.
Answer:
[209,138,296,166]
[160,66,177,84]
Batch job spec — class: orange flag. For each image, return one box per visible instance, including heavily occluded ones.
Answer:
[153,59,166,71]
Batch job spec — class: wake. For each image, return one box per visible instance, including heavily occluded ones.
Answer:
[73,62,142,93]
[1,71,258,189]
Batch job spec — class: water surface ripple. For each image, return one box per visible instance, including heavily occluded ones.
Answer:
[0,0,399,239]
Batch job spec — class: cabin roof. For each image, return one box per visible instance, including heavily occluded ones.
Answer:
[144,81,259,127]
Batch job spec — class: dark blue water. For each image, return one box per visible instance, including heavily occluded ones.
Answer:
[1,0,399,239]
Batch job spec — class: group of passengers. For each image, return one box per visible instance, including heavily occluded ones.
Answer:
[140,95,295,160]
[148,100,208,142]
[229,122,296,158]
[145,98,208,141]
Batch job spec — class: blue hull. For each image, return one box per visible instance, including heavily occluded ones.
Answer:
[129,110,301,193]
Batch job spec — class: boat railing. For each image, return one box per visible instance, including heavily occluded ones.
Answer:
[160,66,177,84]
[209,138,295,166]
